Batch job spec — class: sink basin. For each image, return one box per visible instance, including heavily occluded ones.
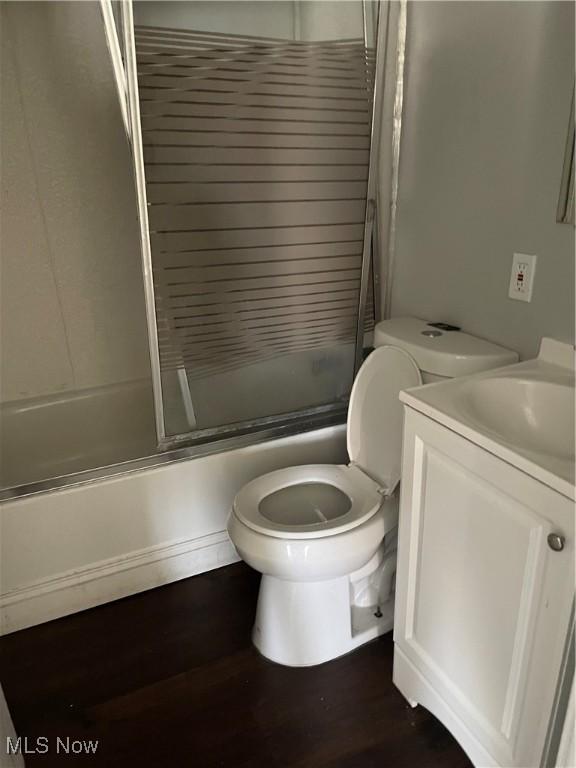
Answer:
[459,375,575,463]
[400,338,576,496]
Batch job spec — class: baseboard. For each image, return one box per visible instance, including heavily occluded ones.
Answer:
[0,531,240,635]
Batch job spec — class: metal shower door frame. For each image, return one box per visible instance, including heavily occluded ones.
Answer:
[101,0,386,451]
[102,0,167,442]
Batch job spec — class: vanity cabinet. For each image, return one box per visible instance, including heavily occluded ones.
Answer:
[393,408,574,768]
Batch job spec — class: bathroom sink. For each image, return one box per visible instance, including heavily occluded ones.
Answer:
[399,338,576,497]
[459,374,575,463]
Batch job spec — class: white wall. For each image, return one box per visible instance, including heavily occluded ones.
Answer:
[133,1,296,38]
[0,1,151,403]
[297,2,364,41]
[388,1,575,360]
[0,425,347,633]
[133,1,364,41]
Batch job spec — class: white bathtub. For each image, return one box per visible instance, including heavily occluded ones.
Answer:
[0,379,157,490]
[0,421,347,635]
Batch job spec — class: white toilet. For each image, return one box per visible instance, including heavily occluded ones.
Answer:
[227,317,518,667]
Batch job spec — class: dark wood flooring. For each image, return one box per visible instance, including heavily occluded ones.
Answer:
[0,563,472,767]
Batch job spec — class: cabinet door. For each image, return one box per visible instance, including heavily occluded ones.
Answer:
[394,409,574,768]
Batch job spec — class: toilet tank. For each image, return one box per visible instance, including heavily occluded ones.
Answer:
[374,317,518,383]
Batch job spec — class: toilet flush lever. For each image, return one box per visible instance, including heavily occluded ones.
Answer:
[547,533,565,552]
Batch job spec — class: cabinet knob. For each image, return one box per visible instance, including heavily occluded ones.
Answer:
[547,533,565,552]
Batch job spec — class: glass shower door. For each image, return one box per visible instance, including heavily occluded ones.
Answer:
[117,0,380,446]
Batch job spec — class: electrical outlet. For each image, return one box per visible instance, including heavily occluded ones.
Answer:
[508,253,537,302]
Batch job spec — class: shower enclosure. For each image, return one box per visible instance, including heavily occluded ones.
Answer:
[109,0,384,449]
[0,0,388,497]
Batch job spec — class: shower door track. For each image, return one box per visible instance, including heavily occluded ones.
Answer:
[0,403,347,502]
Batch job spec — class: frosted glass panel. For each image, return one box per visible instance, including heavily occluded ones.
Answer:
[132,1,376,438]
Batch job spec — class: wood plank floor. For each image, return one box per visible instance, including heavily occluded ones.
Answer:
[0,563,472,767]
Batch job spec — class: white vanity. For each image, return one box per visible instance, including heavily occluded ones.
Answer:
[393,339,575,768]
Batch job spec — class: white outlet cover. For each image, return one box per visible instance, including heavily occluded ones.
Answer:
[509,252,537,302]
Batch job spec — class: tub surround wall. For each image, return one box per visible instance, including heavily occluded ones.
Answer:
[133,1,295,37]
[0,426,347,634]
[0,1,150,404]
[387,1,575,360]
[133,1,364,41]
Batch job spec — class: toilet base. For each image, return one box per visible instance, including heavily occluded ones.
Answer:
[252,547,396,667]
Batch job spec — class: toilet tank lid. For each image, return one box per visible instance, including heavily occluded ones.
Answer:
[374,317,519,378]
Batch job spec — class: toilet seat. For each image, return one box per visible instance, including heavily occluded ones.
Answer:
[232,346,422,543]
[233,464,383,540]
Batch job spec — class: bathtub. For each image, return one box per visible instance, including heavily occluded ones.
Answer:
[0,397,347,634]
[0,379,157,491]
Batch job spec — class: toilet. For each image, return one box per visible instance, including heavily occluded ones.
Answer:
[227,317,518,667]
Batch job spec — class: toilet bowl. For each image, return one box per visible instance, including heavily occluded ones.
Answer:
[227,318,518,668]
[228,345,422,667]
